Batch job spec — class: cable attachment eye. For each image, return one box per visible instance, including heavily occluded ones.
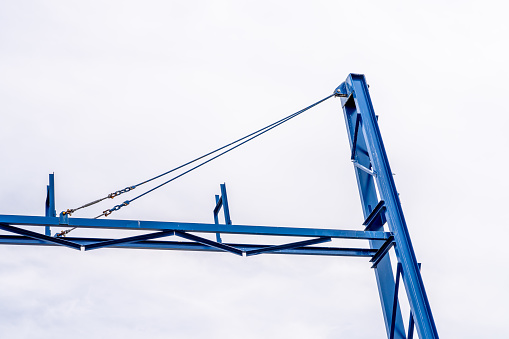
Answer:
[62,209,75,216]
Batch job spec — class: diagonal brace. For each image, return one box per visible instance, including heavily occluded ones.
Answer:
[213,196,223,215]
[363,200,386,231]
[174,230,243,256]
[390,263,403,339]
[370,235,395,268]
[84,230,175,251]
[0,223,81,250]
[351,114,361,160]
[245,237,331,257]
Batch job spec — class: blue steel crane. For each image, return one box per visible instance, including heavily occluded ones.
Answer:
[0,74,438,338]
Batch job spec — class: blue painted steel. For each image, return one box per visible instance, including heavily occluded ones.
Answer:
[44,174,56,236]
[59,212,69,225]
[351,114,361,160]
[214,194,222,242]
[407,263,421,339]
[363,200,386,231]
[0,214,391,240]
[339,74,438,338]
[245,237,331,256]
[84,230,175,251]
[219,183,231,225]
[213,183,232,243]
[370,235,395,268]
[0,223,81,250]
[352,160,376,176]
[408,318,416,339]
[213,196,223,216]
[339,77,406,338]
[0,75,437,338]
[390,263,403,339]
[0,235,377,256]
[174,230,243,256]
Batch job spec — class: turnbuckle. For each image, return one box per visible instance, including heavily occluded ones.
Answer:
[108,186,136,199]
[103,201,130,217]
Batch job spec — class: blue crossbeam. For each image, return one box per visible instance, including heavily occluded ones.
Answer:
[0,214,391,240]
[245,237,331,257]
[0,235,377,256]
[0,223,81,250]
[84,230,175,251]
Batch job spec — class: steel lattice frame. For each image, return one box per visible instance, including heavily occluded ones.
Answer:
[0,73,438,339]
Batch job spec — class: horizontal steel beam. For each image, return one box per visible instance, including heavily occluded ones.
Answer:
[0,223,81,250]
[0,214,391,240]
[0,235,377,256]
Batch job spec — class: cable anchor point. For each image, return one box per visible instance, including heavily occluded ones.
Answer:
[334,83,348,97]
[62,209,75,216]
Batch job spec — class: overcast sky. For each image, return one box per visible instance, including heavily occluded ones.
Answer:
[1,1,508,338]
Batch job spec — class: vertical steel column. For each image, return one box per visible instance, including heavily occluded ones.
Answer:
[338,74,438,338]
[220,183,232,225]
[339,79,406,339]
[45,173,56,236]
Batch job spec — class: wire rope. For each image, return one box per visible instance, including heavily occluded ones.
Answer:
[56,93,334,236]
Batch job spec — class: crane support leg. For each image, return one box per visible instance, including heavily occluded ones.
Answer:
[337,74,439,339]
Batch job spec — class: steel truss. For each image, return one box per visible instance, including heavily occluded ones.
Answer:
[0,73,438,338]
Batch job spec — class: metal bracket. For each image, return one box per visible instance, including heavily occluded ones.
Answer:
[363,200,386,231]
[59,211,69,225]
[370,235,395,268]
[213,183,231,243]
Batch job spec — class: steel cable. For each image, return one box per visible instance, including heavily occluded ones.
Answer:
[58,93,334,234]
